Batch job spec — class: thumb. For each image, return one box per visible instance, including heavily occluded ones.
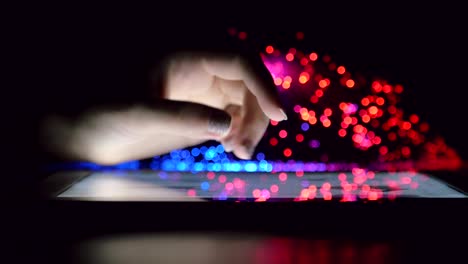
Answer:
[134,99,233,140]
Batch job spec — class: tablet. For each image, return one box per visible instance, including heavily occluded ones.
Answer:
[42,169,467,201]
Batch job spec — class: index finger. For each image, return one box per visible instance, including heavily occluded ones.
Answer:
[201,53,287,122]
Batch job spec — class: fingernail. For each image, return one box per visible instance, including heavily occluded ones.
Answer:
[279,108,288,121]
[208,110,232,137]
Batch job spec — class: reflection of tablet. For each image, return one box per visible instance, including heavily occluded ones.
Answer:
[42,170,467,201]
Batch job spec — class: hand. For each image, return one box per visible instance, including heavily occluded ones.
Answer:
[41,52,287,165]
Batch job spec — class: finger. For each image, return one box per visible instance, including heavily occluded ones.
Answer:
[201,54,287,122]
[220,104,242,152]
[232,90,270,160]
[93,134,205,165]
[120,100,233,140]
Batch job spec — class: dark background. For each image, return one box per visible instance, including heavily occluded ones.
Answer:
[5,3,468,263]
[5,2,468,181]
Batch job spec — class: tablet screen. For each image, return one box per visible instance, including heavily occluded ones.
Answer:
[57,170,466,201]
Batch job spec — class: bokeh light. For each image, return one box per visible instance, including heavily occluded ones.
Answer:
[55,28,463,203]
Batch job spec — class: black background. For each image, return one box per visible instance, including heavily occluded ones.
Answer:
[4,3,468,263]
[4,2,468,186]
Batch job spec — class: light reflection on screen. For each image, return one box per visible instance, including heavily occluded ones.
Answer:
[58,170,466,201]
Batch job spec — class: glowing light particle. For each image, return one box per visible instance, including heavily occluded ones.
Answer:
[286,53,294,61]
[402,121,412,130]
[346,79,355,88]
[265,45,274,54]
[296,134,304,142]
[283,148,292,157]
[309,140,320,148]
[299,72,310,84]
[376,97,385,105]
[361,98,370,106]
[269,137,278,146]
[270,184,279,193]
[274,77,282,86]
[337,66,346,74]
[294,105,302,113]
[207,172,216,180]
[201,182,210,190]
[238,32,247,40]
[218,175,227,183]
[402,146,411,157]
[362,115,371,123]
[338,173,347,181]
[338,129,347,137]
[369,106,378,115]
[319,79,328,88]
[368,191,378,200]
[402,176,412,184]
[410,114,420,124]
[253,189,261,198]
[225,182,234,191]
[310,96,319,103]
[279,130,288,138]
[308,116,317,124]
[279,172,288,182]
[309,52,318,61]
[372,81,382,92]
[323,192,332,200]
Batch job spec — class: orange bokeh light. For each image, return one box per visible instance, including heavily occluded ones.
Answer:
[362,115,371,123]
[369,106,378,115]
[299,72,310,84]
[309,116,317,124]
[346,79,355,88]
[274,77,282,86]
[309,52,318,61]
[344,116,352,124]
[319,79,328,88]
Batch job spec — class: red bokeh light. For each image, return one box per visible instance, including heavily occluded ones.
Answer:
[265,45,274,54]
[309,52,318,61]
[279,130,288,138]
[337,66,346,74]
[346,79,355,88]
